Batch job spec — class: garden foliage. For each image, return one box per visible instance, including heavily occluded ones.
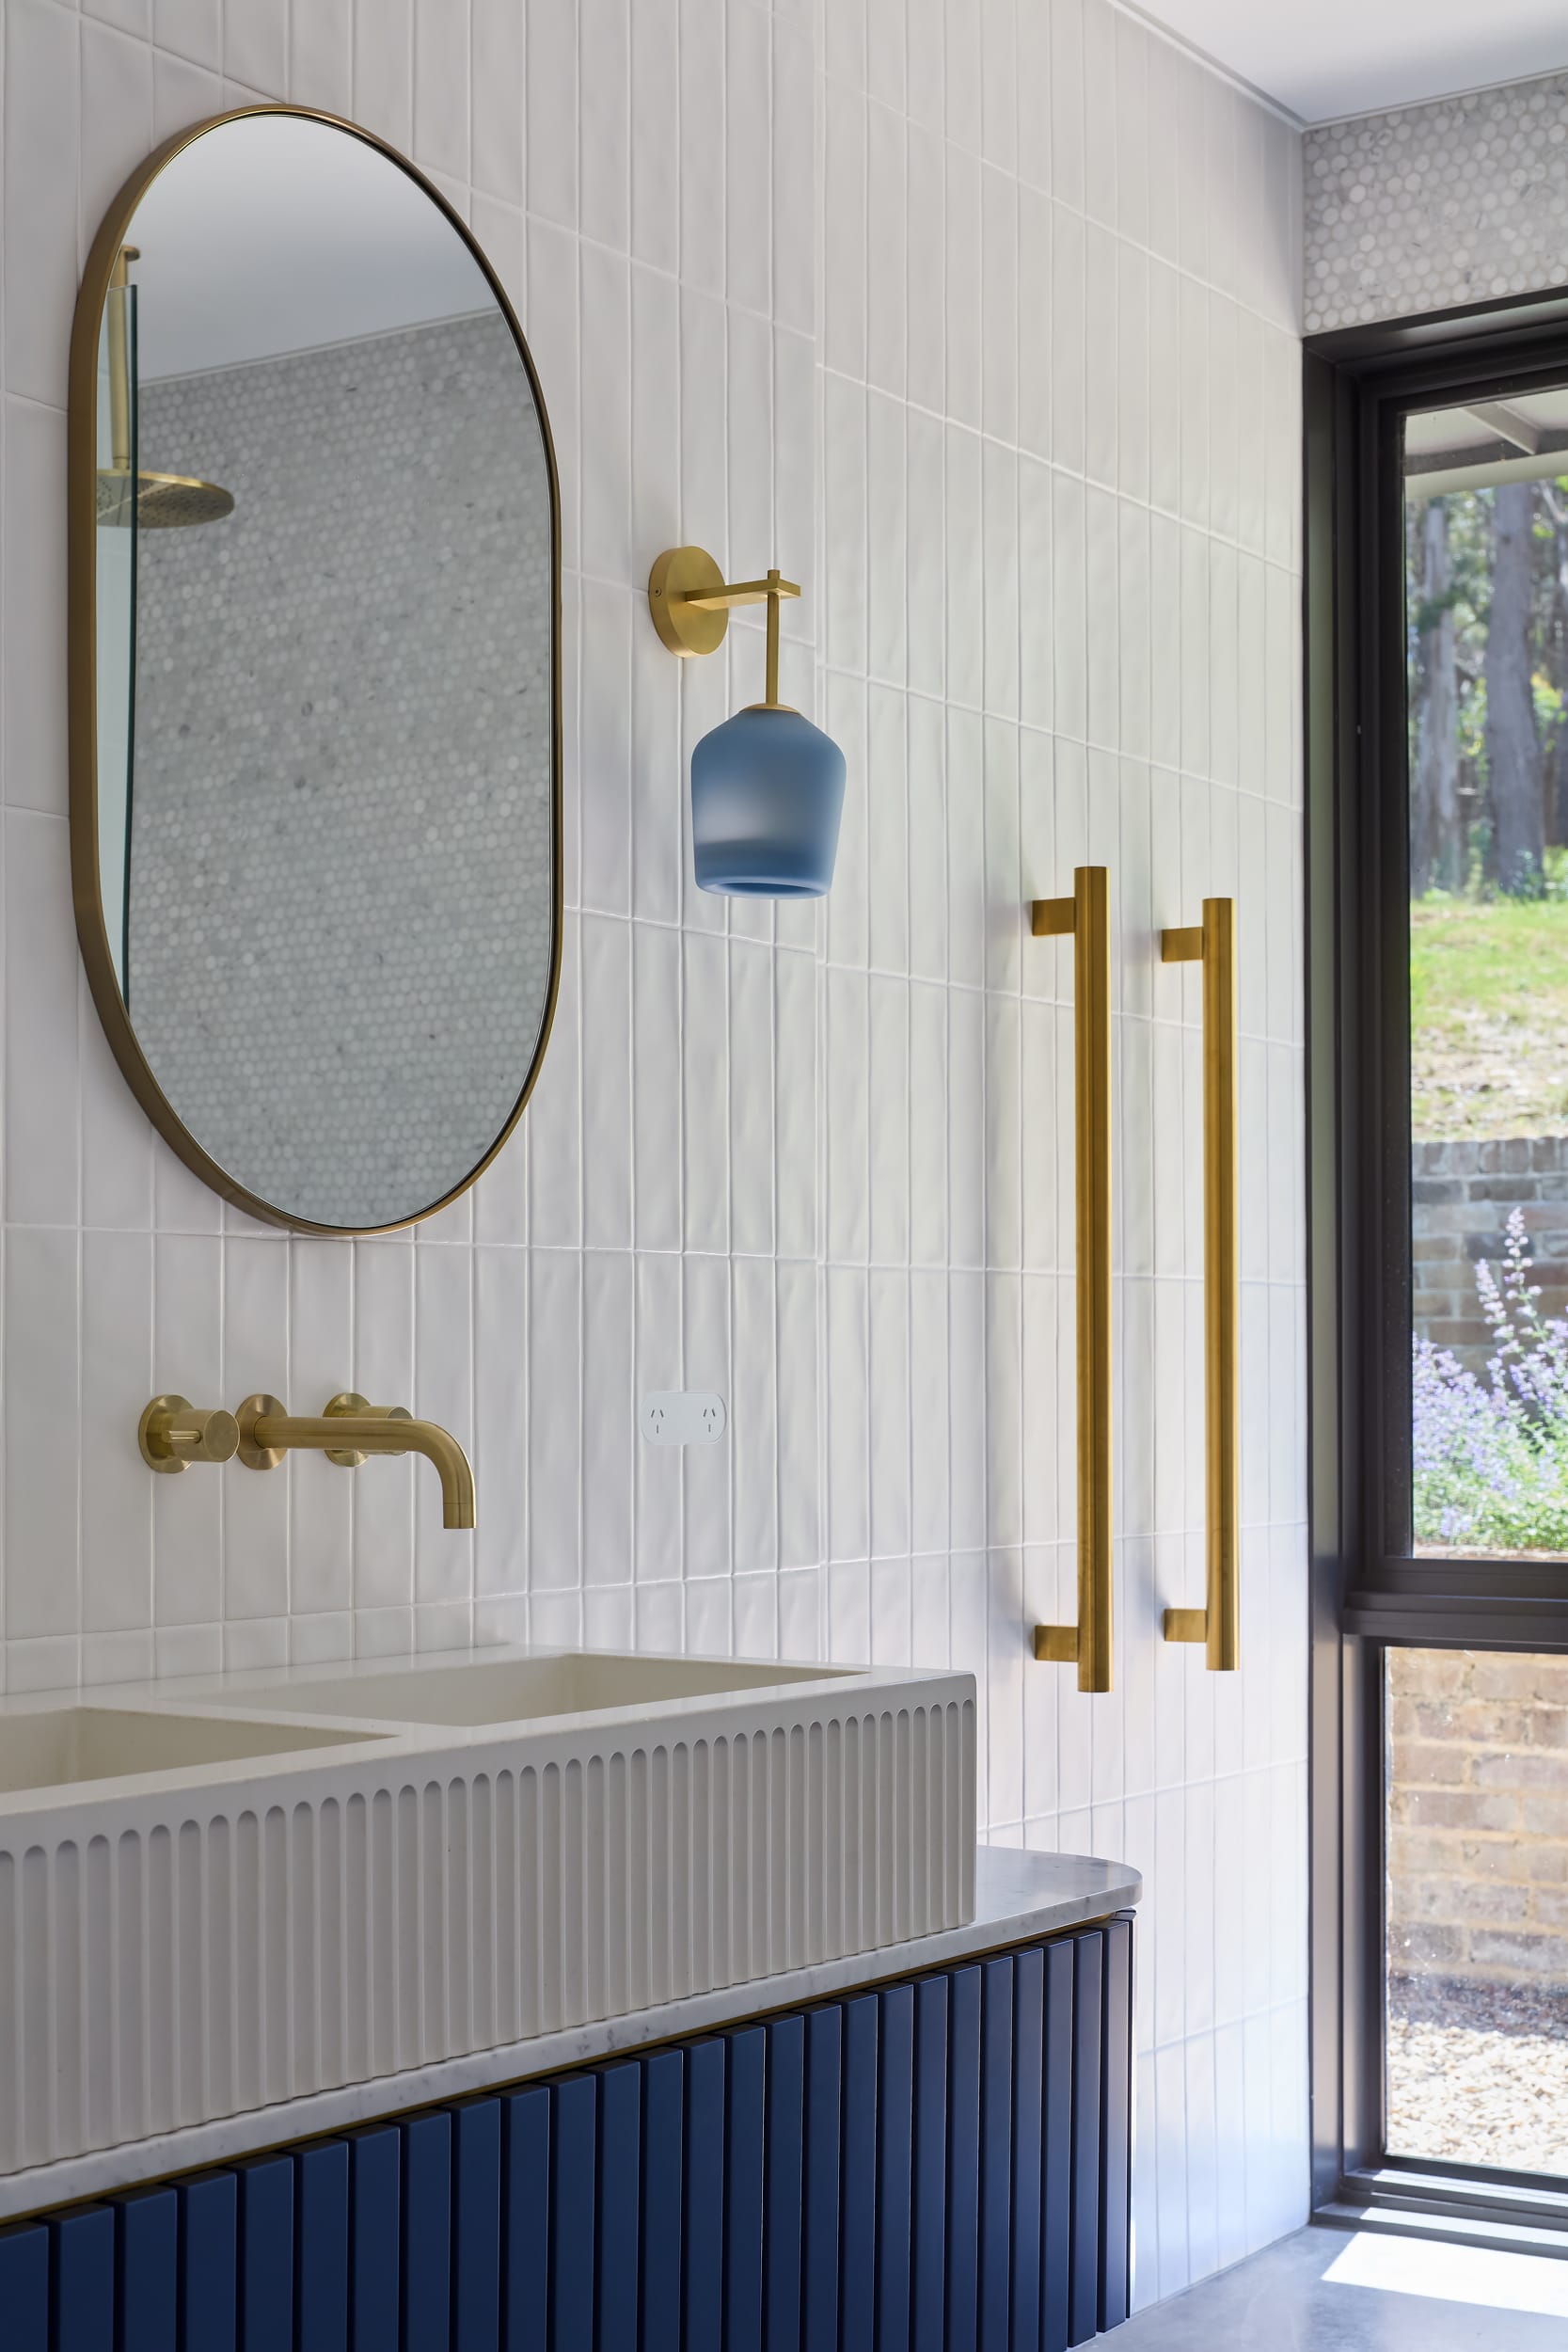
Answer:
[1415,1207,1568,1549]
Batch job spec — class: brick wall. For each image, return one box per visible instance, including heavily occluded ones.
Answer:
[1413,1137,1568,1376]
[1388,1649,1568,1989]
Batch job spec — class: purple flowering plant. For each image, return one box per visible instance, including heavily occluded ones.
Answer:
[1413,1207,1568,1550]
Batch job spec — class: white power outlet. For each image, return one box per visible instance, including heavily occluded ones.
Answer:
[641,1391,727,1445]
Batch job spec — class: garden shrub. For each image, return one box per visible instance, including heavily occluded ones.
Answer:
[1414,1207,1568,1551]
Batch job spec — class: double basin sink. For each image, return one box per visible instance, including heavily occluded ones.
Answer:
[0,1646,976,2172]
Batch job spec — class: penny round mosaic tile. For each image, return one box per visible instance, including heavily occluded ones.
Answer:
[127,310,554,1228]
[1305,74,1568,334]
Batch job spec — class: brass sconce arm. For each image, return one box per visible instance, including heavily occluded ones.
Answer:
[647,548,800,707]
[676,573,802,611]
[236,1391,476,1530]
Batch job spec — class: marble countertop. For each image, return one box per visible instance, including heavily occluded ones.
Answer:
[0,1845,1140,2224]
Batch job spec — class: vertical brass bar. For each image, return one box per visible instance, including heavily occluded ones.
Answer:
[1160,897,1239,1671]
[1075,866,1113,1692]
[1029,866,1114,1693]
[1202,896,1239,1671]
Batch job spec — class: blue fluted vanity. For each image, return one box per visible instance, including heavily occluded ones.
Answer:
[0,1850,1137,2349]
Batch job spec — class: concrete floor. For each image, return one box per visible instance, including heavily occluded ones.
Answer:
[1113,2223,1568,2347]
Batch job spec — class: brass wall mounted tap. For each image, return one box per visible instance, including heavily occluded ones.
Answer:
[235,1391,476,1529]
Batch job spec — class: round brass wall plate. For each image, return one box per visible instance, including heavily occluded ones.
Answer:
[139,1392,192,1473]
[324,1391,372,1468]
[323,1391,413,1467]
[647,546,728,658]
[236,1392,286,1471]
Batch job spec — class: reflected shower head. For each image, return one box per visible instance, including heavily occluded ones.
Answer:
[98,244,235,531]
[95,469,235,530]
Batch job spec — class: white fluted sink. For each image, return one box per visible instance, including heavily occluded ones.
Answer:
[213,1648,859,1725]
[0,1704,378,1793]
[0,1645,975,2175]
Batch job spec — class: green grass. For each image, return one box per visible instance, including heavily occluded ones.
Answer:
[1412,896,1568,1137]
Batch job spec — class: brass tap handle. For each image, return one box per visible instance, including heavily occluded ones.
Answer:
[1160,898,1240,1672]
[138,1394,241,1474]
[1029,867,1114,1692]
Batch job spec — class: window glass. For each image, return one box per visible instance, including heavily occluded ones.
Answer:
[1387,1646,1568,2173]
[1407,392,1568,1555]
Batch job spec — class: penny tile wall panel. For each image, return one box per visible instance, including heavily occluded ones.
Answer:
[0,0,1306,2310]
[1306,70,1568,334]
[130,313,554,1227]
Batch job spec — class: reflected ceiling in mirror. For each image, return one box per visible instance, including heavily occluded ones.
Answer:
[70,108,561,1233]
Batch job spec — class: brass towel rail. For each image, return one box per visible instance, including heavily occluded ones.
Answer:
[1030,866,1114,1693]
[1161,898,1240,1671]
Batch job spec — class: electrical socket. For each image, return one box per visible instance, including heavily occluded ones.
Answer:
[640,1391,726,1445]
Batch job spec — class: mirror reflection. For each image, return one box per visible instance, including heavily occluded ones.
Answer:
[81,112,559,1232]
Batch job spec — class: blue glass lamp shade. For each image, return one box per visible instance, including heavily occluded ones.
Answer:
[689,704,847,896]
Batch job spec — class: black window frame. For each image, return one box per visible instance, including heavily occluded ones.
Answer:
[1307,288,1568,2245]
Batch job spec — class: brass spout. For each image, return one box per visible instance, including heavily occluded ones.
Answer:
[236,1391,476,1530]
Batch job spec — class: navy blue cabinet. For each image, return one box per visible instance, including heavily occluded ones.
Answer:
[0,1915,1132,2348]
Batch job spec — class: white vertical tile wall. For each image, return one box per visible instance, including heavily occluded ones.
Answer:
[0,0,1307,2305]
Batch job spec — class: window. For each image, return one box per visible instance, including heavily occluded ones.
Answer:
[1307,301,1568,2233]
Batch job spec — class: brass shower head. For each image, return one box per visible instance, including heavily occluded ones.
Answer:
[95,469,236,529]
[98,243,235,531]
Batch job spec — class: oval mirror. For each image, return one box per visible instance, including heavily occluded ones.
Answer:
[69,108,561,1233]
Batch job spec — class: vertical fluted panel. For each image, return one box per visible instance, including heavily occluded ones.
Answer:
[13,1914,1127,2344]
[0,1692,974,2169]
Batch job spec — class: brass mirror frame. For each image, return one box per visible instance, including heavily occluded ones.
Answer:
[67,105,564,1236]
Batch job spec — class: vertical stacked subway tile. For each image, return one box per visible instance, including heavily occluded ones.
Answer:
[0,0,1307,2303]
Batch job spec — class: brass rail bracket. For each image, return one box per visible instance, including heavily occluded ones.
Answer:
[1030,897,1076,939]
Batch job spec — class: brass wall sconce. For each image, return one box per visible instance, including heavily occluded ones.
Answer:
[647,545,846,897]
[1029,868,1114,1692]
[1161,899,1240,1671]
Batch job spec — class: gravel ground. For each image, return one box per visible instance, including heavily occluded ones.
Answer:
[1387,1974,1568,2174]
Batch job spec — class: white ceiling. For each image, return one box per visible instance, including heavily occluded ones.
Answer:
[1127,0,1568,125]
[127,116,492,380]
